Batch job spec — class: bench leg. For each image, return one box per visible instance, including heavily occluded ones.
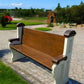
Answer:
[10,48,25,62]
[52,61,69,84]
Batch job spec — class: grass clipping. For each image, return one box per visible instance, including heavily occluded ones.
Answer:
[35,27,52,31]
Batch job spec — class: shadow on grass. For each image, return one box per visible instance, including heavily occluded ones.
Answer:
[0,49,10,58]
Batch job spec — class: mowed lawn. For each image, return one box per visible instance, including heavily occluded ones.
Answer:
[0,60,28,84]
[12,20,45,25]
[23,17,47,22]
[35,27,52,31]
[0,19,45,30]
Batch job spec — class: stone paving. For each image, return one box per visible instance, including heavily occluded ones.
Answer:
[0,26,84,84]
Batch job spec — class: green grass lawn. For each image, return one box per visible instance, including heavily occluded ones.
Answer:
[0,24,16,30]
[0,20,45,30]
[35,27,52,31]
[0,60,28,84]
[12,20,45,25]
[23,17,47,21]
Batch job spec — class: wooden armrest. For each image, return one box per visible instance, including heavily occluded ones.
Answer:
[52,55,67,64]
[8,38,20,42]
[64,30,76,37]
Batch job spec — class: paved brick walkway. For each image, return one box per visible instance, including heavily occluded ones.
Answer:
[0,26,84,84]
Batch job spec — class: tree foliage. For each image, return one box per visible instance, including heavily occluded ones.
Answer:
[55,2,84,24]
[0,7,51,18]
[1,16,7,27]
[0,1,84,24]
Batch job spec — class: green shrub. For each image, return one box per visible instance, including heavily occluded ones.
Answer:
[35,27,52,31]
[48,23,54,27]
[0,13,5,23]
[1,16,7,27]
[0,13,7,27]
[64,25,66,28]
[69,23,73,26]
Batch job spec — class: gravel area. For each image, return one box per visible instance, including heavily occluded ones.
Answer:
[13,18,22,20]
[0,25,84,84]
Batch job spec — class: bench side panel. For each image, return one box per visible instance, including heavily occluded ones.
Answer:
[22,28,65,58]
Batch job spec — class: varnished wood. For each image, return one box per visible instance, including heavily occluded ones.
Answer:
[10,28,65,69]
[22,28,65,58]
[52,55,67,64]
[10,44,53,69]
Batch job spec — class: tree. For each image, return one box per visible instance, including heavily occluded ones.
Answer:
[55,3,61,11]
[54,2,84,24]
[66,5,70,9]
[1,16,7,27]
[80,1,84,5]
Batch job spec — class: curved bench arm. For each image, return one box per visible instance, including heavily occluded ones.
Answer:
[8,38,20,43]
[64,30,76,38]
[52,55,67,64]
[8,38,21,45]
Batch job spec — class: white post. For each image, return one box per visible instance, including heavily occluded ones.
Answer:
[62,37,74,84]
[16,23,25,44]
[9,23,25,61]
[52,30,76,84]
[9,23,25,45]
[52,61,66,84]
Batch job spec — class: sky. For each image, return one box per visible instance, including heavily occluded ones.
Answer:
[0,0,84,10]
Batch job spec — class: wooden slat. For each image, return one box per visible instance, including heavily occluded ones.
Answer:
[22,28,65,58]
[10,44,53,70]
